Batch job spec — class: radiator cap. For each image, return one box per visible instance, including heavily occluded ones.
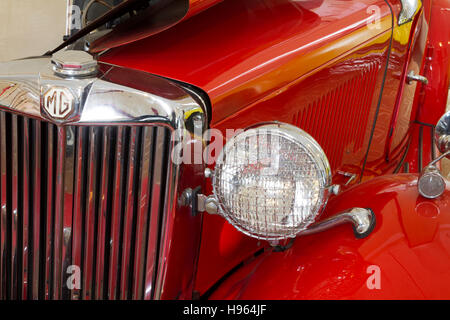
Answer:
[51,50,98,78]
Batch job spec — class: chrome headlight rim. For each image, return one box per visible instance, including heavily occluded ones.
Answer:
[212,122,332,241]
[435,111,450,157]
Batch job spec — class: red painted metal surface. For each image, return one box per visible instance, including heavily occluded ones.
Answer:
[414,0,450,126]
[97,0,449,299]
[210,174,450,299]
[185,0,224,18]
[99,0,393,296]
[293,62,379,170]
[99,0,397,297]
[396,0,450,175]
[360,1,424,181]
[100,0,392,125]
[404,122,436,174]
[384,7,424,159]
[194,36,392,295]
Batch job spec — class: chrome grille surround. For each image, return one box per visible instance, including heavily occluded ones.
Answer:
[0,57,207,300]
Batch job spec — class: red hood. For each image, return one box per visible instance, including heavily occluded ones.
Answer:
[99,0,393,124]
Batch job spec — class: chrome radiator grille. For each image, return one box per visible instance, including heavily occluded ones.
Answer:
[0,111,171,300]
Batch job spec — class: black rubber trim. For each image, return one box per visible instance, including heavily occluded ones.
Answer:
[414,120,435,128]
[272,239,295,252]
[200,248,265,300]
[353,209,376,239]
[415,122,435,163]
[403,161,410,173]
[360,1,395,181]
[430,125,436,160]
[418,125,424,170]
[393,139,411,173]
[191,186,202,217]
[171,79,213,126]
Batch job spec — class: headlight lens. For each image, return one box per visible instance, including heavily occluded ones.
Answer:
[213,123,331,240]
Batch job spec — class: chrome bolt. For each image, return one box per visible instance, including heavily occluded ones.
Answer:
[328,184,341,195]
[179,188,193,206]
[269,240,280,247]
[204,168,213,178]
[193,114,204,128]
[205,196,219,214]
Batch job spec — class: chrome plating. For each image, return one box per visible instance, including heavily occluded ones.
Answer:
[436,111,450,156]
[418,164,447,199]
[51,50,98,78]
[297,208,376,239]
[211,122,333,241]
[0,57,205,129]
[0,55,208,300]
[406,71,428,85]
[398,0,420,25]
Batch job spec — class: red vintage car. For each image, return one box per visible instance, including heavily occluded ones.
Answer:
[0,0,449,300]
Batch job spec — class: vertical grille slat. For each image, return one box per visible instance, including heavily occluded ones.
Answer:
[52,127,66,299]
[44,124,55,300]
[61,127,76,300]
[21,118,30,300]
[82,127,101,300]
[120,127,139,300]
[132,127,154,300]
[70,127,85,300]
[108,127,125,300]
[144,127,168,300]
[31,120,41,300]
[11,115,19,299]
[0,112,7,299]
[94,127,112,299]
[0,113,170,300]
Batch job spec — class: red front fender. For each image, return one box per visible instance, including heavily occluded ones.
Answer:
[209,174,450,299]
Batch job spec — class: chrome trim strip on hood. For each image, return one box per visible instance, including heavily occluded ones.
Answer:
[0,57,204,128]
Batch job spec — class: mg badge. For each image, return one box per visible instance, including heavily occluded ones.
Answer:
[42,87,76,120]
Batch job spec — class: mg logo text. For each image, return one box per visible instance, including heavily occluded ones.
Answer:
[43,87,76,120]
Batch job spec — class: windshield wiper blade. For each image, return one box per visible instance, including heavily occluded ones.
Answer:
[48,0,151,55]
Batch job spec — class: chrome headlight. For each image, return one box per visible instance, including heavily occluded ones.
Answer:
[212,123,332,240]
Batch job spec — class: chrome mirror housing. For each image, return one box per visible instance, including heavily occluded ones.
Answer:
[435,111,450,157]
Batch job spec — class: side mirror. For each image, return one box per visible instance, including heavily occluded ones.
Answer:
[418,111,450,199]
[435,111,450,157]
